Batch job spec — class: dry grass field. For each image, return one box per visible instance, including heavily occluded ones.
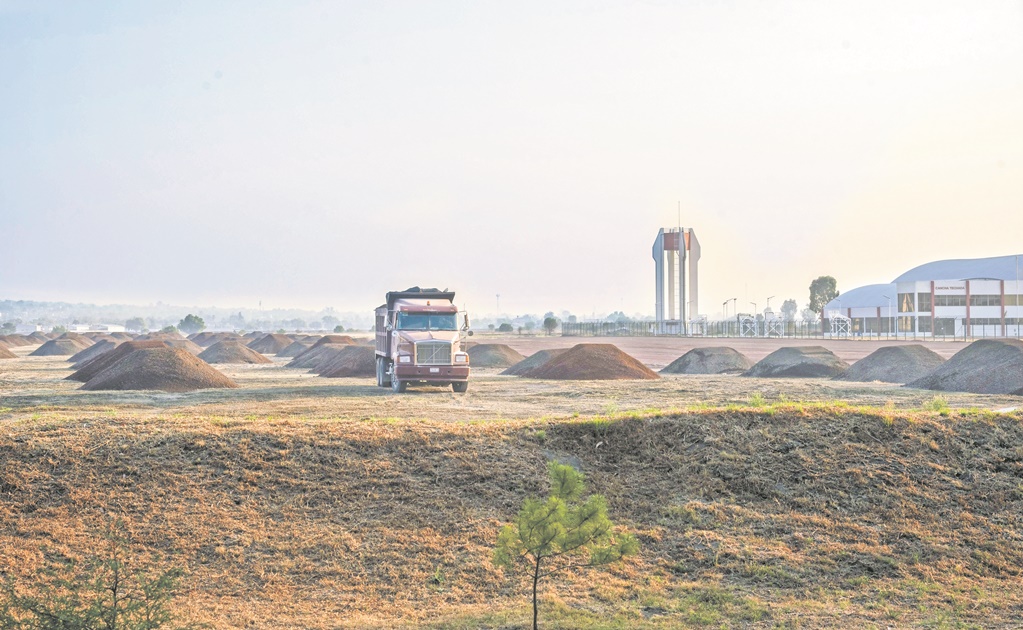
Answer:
[2,337,1022,628]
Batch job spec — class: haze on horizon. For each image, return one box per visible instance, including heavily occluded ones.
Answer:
[2,1,1021,320]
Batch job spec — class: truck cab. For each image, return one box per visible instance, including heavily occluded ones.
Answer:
[375,288,471,393]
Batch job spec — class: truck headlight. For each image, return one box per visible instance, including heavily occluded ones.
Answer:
[454,353,468,363]
[398,355,412,364]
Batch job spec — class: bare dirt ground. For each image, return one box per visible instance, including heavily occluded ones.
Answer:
[1,337,1016,424]
[2,338,1022,629]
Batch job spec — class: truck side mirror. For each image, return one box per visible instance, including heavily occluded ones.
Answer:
[386,323,393,332]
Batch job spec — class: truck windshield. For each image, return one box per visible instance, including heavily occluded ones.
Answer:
[396,313,458,331]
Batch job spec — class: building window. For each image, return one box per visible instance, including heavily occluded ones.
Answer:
[918,316,932,333]
[934,295,967,307]
[917,292,932,312]
[898,293,915,313]
[969,295,1001,306]
[1004,294,1019,306]
[898,316,915,332]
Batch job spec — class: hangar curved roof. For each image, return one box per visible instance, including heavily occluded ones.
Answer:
[893,254,1023,283]
[824,283,895,311]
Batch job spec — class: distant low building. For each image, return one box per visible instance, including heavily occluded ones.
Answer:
[825,254,1023,337]
[15,324,44,334]
[67,324,127,333]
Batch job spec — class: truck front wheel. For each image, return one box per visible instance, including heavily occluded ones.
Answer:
[452,381,468,393]
[391,376,407,393]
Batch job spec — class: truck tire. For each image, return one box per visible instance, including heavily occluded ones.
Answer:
[452,381,468,393]
[377,357,392,387]
[391,376,407,393]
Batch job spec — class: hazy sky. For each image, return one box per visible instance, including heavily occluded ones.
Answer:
[2,0,1021,319]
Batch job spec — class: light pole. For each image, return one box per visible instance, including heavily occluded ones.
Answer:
[766,296,774,311]
[882,294,892,339]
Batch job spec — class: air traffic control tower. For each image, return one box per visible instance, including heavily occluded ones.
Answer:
[652,227,700,334]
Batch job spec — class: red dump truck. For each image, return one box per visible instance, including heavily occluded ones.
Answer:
[375,287,472,393]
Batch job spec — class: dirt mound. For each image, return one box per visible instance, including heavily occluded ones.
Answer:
[501,348,570,376]
[0,345,16,359]
[199,341,273,364]
[68,340,120,365]
[81,347,238,392]
[277,339,318,358]
[292,335,357,361]
[109,332,134,340]
[743,346,849,378]
[1,335,32,347]
[243,331,265,339]
[905,339,1023,394]
[162,339,203,355]
[660,346,754,375]
[316,345,377,378]
[525,343,659,380]
[190,332,243,347]
[83,333,117,343]
[66,340,169,382]
[247,333,293,354]
[26,332,50,344]
[835,345,947,384]
[287,344,352,370]
[29,337,93,357]
[466,344,526,368]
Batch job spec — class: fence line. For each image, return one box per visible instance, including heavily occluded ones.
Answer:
[560,320,1020,341]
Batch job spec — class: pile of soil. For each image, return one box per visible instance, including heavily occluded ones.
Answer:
[835,345,947,384]
[277,339,319,358]
[109,332,134,340]
[287,344,352,370]
[501,348,570,376]
[26,332,50,344]
[68,340,120,365]
[743,346,849,378]
[243,331,265,339]
[525,343,659,380]
[190,332,243,347]
[292,335,357,362]
[29,337,93,357]
[660,347,754,375]
[66,340,170,382]
[0,335,32,347]
[906,339,1023,395]
[316,346,377,378]
[81,347,238,392]
[0,346,16,359]
[247,333,293,354]
[83,333,117,343]
[198,341,272,365]
[466,344,525,368]
[162,339,203,355]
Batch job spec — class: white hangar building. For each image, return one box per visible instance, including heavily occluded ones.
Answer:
[824,254,1023,338]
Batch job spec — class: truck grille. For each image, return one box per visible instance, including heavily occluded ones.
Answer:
[416,342,452,365]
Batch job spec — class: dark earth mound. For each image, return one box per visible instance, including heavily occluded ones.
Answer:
[525,343,659,380]
[81,347,238,392]
[835,345,947,384]
[660,346,753,375]
[905,339,1023,395]
[743,346,849,378]
[198,341,273,364]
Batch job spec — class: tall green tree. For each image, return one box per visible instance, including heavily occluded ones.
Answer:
[125,316,146,332]
[176,314,205,335]
[808,276,839,314]
[494,463,639,630]
[542,316,559,336]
